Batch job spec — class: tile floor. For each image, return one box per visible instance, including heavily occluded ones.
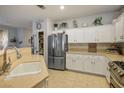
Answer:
[48,69,110,88]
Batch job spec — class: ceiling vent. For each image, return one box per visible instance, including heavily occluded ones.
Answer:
[37,5,46,9]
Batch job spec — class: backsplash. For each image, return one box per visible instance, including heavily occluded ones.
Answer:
[68,43,124,54]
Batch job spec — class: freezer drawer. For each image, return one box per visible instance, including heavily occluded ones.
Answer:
[54,57,65,70]
[48,57,54,69]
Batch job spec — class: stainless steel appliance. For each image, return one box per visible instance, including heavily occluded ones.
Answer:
[109,61,124,88]
[48,33,68,70]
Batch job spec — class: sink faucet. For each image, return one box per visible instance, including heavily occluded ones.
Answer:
[1,45,22,73]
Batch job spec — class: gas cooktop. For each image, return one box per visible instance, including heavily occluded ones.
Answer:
[113,61,124,70]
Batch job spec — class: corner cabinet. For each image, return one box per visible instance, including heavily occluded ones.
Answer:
[114,13,124,42]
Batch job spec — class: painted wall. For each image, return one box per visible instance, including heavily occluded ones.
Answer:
[44,18,54,65]
[23,29,32,47]
[16,28,32,48]
[0,25,17,46]
[54,11,120,29]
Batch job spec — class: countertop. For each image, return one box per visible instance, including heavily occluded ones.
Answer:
[0,48,48,88]
[0,47,30,56]
[67,51,124,61]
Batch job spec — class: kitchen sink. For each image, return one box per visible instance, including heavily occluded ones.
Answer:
[5,62,42,80]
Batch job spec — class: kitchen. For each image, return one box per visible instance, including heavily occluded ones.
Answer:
[0,5,124,88]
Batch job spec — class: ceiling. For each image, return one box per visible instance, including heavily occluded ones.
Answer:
[0,5,122,29]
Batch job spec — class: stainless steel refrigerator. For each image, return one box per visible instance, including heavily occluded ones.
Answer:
[48,33,68,70]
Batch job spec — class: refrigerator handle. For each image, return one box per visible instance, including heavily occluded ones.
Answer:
[62,34,64,52]
[64,35,68,52]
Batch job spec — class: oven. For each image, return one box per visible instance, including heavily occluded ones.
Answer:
[109,61,124,88]
[110,75,123,88]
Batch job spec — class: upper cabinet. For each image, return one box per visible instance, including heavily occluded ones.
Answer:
[53,24,115,43]
[114,13,124,42]
[96,25,115,43]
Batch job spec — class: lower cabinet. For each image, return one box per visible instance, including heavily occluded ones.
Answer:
[104,58,111,83]
[66,54,85,71]
[66,53,110,79]
[33,78,48,88]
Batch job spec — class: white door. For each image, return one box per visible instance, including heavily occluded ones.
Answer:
[74,29,84,43]
[93,56,106,75]
[71,55,81,71]
[115,15,124,42]
[84,55,93,73]
[66,29,76,43]
[104,58,110,83]
[84,27,97,43]
[66,54,85,72]
[66,54,75,69]
[97,25,115,43]
[73,55,85,71]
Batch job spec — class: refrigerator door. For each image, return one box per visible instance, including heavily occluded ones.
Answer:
[48,56,54,69]
[48,35,55,56]
[54,57,65,70]
[54,33,64,57]
[63,34,68,52]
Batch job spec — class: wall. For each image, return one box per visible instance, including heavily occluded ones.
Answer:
[54,11,120,29]
[16,28,32,48]
[0,25,17,46]
[44,18,53,65]
[23,29,32,47]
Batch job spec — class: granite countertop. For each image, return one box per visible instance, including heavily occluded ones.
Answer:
[67,51,124,61]
[0,53,48,88]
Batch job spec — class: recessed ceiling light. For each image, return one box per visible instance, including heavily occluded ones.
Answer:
[60,5,64,10]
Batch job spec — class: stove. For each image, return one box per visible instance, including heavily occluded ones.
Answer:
[109,61,124,88]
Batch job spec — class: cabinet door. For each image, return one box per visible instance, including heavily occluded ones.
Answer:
[104,58,110,83]
[84,55,93,73]
[84,27,97,43]
[93,56,106,75]
[115,15,124,42]
[66,54,85,71]
[74,29,84,43]
[97,25,115,43]
[73,55,85,71]
[66,54,74,69]
[66,29,76,43]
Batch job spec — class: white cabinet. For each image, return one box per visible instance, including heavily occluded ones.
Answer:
[66,29,77,43]
[84,55,106,75]
[84,27,97,43]
[96,25,115,43]
[93,56,106,75]
[114,14,124,42]
[54,24,115,43]
[66,28,84,43]
[83,55,93,73]
[66,54,75,69]
[52,30,65,34]
[66,54,85,71]
[104,58,110,83]
[66,53,108,76]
